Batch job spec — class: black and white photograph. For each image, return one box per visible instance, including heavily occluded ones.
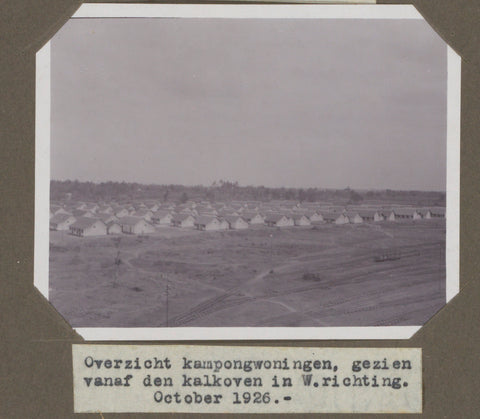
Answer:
[35,4,460,339]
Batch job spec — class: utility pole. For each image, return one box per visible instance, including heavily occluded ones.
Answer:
[112,237,121,288]
[113,250,120,288]
[270,233,273,272]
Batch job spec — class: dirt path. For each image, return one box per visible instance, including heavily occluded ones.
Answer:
[169,259,301,326]
[167,239,443,327]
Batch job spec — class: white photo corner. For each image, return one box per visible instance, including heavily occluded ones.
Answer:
[35,4,460,341]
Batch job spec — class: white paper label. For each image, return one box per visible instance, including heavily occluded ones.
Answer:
[72,345,421,413]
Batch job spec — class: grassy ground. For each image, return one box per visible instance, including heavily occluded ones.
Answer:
[49,219,446,327]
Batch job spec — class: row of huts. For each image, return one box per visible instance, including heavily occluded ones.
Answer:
[49,200,446,237]
[50,214,156,237]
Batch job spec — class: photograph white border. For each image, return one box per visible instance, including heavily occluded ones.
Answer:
[35,3,460,340]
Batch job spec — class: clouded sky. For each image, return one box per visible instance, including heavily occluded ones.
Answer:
[51,17,447,190]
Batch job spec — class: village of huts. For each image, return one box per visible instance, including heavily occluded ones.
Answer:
[49,200,445,237]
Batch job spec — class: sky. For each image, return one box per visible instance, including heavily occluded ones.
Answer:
[50,17,447,191]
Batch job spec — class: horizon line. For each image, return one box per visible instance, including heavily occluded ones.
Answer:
[50,179,446,194]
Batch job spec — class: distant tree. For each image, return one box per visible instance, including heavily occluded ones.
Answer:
[305,188,316,202]
[285,189,295,200]
[349,190,364,203]
[205,189,215,202]
[180,192,189,204]
[297,189,307,202]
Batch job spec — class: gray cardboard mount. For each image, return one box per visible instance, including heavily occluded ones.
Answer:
[1,1,479,418]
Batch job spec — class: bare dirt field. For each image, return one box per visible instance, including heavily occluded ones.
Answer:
[49,220,446,327]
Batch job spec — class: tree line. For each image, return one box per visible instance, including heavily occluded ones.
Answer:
[50,180,446,207]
